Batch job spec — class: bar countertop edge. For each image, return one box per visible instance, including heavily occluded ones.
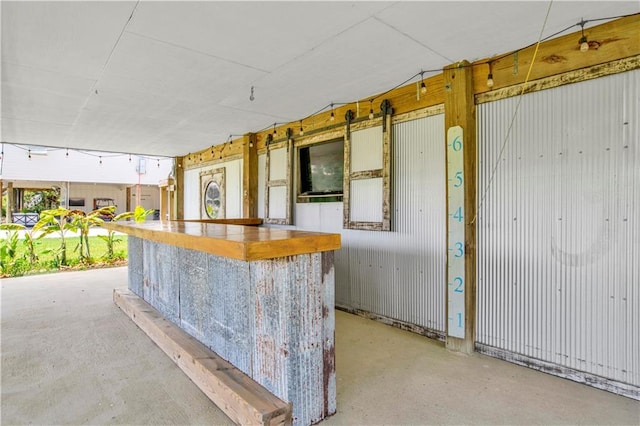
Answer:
[102,220,341,261]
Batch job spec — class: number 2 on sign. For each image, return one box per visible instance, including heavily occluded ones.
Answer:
[453,276,464,293]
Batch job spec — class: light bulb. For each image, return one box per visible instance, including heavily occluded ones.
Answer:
[299,127,304,136]
[420,81,427,94]
[369,108,374,120]
[66,149,69,158]
[330,111,335,121]
[129,155,132,162]
[579,36,589,52]
[487,73,494,88]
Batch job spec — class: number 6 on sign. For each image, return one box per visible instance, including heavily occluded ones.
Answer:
[447,125,465,339]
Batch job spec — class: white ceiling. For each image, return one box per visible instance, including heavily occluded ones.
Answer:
[2,1,638,157]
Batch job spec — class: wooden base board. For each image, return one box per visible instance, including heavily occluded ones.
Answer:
[113,289,292,426]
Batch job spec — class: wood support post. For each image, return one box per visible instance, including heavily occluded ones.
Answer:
[175,157,184,220]
[243,133,258,218]
[6,182,13,223]
[444,60,477,355]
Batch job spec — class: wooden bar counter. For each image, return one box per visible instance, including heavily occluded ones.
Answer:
[104,220,340,426]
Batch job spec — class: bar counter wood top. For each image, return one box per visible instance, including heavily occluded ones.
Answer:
[103,220,341,261]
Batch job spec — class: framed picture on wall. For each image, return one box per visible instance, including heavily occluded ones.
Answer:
[199,167,226,219]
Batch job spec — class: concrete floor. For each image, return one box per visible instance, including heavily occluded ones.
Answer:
[2,268,638,425]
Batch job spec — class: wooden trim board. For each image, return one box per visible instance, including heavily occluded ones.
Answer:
[113,289,292,426]
[178,218,263,226]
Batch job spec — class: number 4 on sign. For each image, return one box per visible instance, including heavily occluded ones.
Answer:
[452,206,463,222]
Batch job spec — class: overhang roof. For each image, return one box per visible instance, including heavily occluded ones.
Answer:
[2,1,638,157]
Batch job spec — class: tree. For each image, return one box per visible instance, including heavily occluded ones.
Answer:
[33,207,78,266]
[70,206,115,262]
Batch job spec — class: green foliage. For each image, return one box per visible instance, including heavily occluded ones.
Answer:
[1,235,128,277]
[33,207,79,266]
[21,189,59,213]
[0,204,153,278]
[69,206,116,263]
[0,223,25,275]
[22,227,44,265]
[98,208,132,260]
[134,205,155,223]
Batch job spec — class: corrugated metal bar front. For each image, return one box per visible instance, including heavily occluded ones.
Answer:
[477,70,639,396]
[340,114,447,332]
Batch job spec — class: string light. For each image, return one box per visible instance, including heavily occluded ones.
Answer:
[99,156,102,165]
[7,11,619,162]
[420,71,427,94]
[578,19,589,52]
[157,158,160,168]
[66,148,69,158]
[487,61,494,88]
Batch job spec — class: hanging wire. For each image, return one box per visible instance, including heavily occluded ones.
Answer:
[471,0,555,225]
[2,10,635,159]
[0,142,172,164]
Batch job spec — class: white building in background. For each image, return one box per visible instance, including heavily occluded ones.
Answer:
[0,143,173,220]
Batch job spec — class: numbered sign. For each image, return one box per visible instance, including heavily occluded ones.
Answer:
[447,126,465,339]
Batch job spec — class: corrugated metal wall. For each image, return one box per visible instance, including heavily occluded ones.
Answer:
[340,115,447,330]
[477,70,639,389]
[261,114,447,332]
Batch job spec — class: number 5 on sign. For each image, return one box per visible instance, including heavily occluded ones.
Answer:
[447,125,465,339]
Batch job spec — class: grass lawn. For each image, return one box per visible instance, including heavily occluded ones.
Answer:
[3,235,128,277]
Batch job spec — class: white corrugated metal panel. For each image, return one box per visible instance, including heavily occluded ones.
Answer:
[323,114,446,331]
[351,126,383,172]
[269,147,287,180]
[477,70,639,390]
[350,178,383,222]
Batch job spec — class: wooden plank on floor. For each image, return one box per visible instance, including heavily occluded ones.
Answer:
[113,289,292,426]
